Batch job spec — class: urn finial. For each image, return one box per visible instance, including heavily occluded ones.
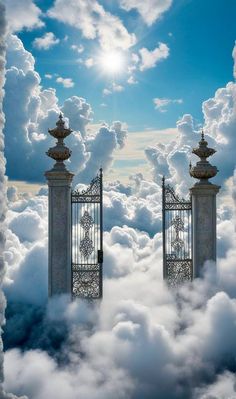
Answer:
[189,130,218,184]
[46,113,72,171]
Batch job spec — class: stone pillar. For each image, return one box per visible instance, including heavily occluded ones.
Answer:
[45,114,74,296]
[189,132,220,278]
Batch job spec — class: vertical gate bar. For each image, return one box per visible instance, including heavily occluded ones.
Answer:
[181,209,183,260]
[162,176,166,280]
[168,211,169,257]
[77,200,78,266]
[71,192,73,299]
[96,202,98,262]
[94,201,95,265]
[100,168,103,297]
[188,210,190,258]
[100,168,103,253]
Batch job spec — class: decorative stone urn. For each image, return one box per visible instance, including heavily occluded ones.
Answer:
[46,113,72,171]
[189,131,218,183]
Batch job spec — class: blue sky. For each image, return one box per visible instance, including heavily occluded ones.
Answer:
[18,0,236,131]
[3,0,236,186]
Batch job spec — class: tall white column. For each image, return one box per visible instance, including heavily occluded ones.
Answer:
[45,114,74,296]
[189,132,220,278]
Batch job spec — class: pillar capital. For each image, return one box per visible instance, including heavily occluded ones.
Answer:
[45,169,74,186]
[190,183,220,196]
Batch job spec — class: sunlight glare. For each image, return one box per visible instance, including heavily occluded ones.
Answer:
[99,51,125,74]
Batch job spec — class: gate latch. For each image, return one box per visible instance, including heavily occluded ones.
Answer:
[98,250,103,263]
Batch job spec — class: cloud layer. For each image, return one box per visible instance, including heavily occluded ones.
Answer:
[2,177,236,399]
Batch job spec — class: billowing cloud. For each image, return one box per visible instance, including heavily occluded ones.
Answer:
[146,46,236,194]
[233,41,236,79]
[4,0,43,32]
[77,122,128,184]
[2,181,236,399]
[48,0,136,51]
[119,0,173,26]
[0,3,27,398]
[3,35,127,183]
[0,2,9,397]
[139,42,170,71]
[33,32,60,50]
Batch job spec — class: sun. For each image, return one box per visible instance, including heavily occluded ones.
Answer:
[98,51,125,75]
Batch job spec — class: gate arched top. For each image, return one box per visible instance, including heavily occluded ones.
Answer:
[162,177,191,210]
[72,169,103,203]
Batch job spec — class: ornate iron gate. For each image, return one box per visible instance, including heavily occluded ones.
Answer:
[71,169,103,299]
[162,177,192,286]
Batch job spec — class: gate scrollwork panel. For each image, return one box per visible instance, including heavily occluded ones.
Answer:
[162,177,192,286]
[71,169,103,299]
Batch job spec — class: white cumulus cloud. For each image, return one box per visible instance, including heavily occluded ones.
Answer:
[139,42,170,71]
[33,32,60,50]
[4,0,43,32]
[56,76,74,88]
[48,0,136,51]
[119,0,173,26]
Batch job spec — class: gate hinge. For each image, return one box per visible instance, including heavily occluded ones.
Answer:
[98,250,103,263]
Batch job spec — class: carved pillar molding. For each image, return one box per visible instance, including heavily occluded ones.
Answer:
[45,114,74,296]
[189,131,220,277]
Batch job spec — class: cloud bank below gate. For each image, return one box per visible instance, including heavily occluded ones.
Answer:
[1,16,236,399]
[2,188,236,399]
[2,159,236,399]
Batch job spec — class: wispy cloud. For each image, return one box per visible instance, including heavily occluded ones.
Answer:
[84,57,94,68]
[103,83,124,95]
[56,76,74,88]
[71,44,84,53]
[127,75,138,84]
[153,97,183,112]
